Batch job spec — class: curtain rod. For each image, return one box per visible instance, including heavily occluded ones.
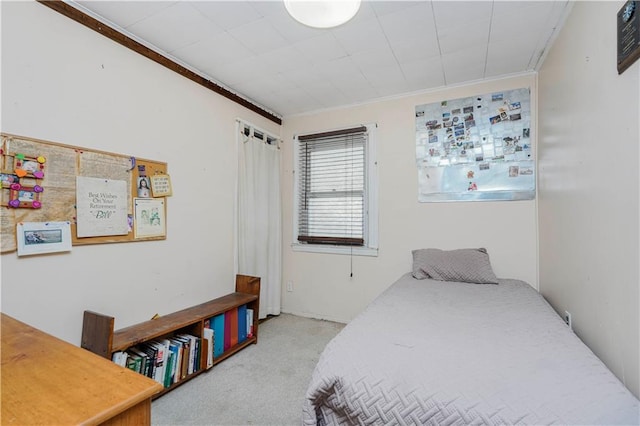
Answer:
[298,126,367,141]
[237,119,281,142]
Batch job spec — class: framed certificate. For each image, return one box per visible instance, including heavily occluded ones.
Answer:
[618,1,640,74]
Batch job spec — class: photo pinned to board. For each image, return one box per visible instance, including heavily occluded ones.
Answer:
[137,176,151,198]
[12,153,46,179]
[150,174,173,197]
[8,183,43,209]
[134,197,166,239]
[1,173,19,187]
[17,221,72,256]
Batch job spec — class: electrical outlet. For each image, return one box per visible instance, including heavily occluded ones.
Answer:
[564,311,572,330]
[286,280,293,292]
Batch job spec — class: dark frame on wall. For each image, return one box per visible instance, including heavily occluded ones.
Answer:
[618,0,640,74]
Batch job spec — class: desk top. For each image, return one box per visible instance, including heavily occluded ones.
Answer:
[1,313,163,425]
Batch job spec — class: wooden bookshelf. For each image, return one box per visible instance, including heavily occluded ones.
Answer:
[1,313,162,425]
[81,274,260,398]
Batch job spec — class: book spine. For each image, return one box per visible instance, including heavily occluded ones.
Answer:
[203,327,214,368]
[194,337,201,372]
[247,308,254,338]
[224,311,232,351]
[177,333,196,375]
[139,343,158,380]
[238,305,247,343]
[128,347,150,377]
[213,314,225,358]
[111,351,128,367]
[151,341,166,385]
[163,351,174,388]
[168,341,181,384]
[172,336,189,380]
[230,308,239,348]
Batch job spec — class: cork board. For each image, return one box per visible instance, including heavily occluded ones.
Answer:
[1,133,168,253]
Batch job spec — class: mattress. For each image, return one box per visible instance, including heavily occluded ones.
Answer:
[302,273,640,425]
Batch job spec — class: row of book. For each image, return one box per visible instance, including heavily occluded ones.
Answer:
[205,305,254,358]
[112,331,211,388]
[112,305,254,388]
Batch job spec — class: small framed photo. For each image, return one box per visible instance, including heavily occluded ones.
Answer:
[12,153,46,179]
[489,115,501,125]
[8,183,43,209]
[0,173,19,188]
[17,221,72,256]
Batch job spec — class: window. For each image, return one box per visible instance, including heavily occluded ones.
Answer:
[293,124,378,256]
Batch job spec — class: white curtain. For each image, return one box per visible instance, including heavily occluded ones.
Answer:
[236,126,281,319]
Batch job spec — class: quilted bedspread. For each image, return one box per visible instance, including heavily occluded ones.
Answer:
[302,274,640,425]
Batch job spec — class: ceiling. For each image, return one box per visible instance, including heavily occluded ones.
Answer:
[72,0,572,119]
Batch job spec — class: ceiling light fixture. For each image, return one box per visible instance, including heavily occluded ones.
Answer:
[284,0,361,29]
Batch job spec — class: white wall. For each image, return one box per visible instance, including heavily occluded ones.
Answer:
[281,75,538,323]
[538,1,639,398]
[0,1,280,344]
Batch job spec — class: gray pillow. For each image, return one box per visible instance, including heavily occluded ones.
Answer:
[412,248,499,284]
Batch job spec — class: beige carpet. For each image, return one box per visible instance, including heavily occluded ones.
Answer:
[152,313,345,426]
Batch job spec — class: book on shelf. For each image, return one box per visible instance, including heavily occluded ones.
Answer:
[138,342,158,380]
[125,355,136,371]
[168,338,184,384]
[126,351,143,373]
[177,333,197,375]
[171,335,190,380]
[167,341,177,383]
[229,307,239,348]
[163,349,175,388]
[191,335,200,373]
[223,310,232,351]
[194,337,201,372]
[203,327,214,368]
[212,314,225,358]
[148,340,167,385]
[246,308,254,338]
[238,304,247,343]
[111,350,127,367]
[128,347,150,376]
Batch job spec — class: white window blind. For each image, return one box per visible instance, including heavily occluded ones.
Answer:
[297,126,367,246]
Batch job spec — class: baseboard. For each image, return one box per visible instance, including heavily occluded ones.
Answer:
[279,309,349,325]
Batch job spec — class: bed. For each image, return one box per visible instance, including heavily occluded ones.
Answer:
[302,249,640,425]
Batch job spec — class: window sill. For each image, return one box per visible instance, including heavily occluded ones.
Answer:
[291,243,378,257]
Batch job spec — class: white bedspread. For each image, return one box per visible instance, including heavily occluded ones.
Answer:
[303,274,640,425]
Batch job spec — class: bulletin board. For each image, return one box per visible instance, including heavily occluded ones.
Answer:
[0,133,168,254]
[415,87,534,202]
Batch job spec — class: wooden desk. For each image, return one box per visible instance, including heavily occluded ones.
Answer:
[1,313,163,425]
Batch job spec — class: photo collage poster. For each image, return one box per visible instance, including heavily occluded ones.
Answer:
[415,87,534,202]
